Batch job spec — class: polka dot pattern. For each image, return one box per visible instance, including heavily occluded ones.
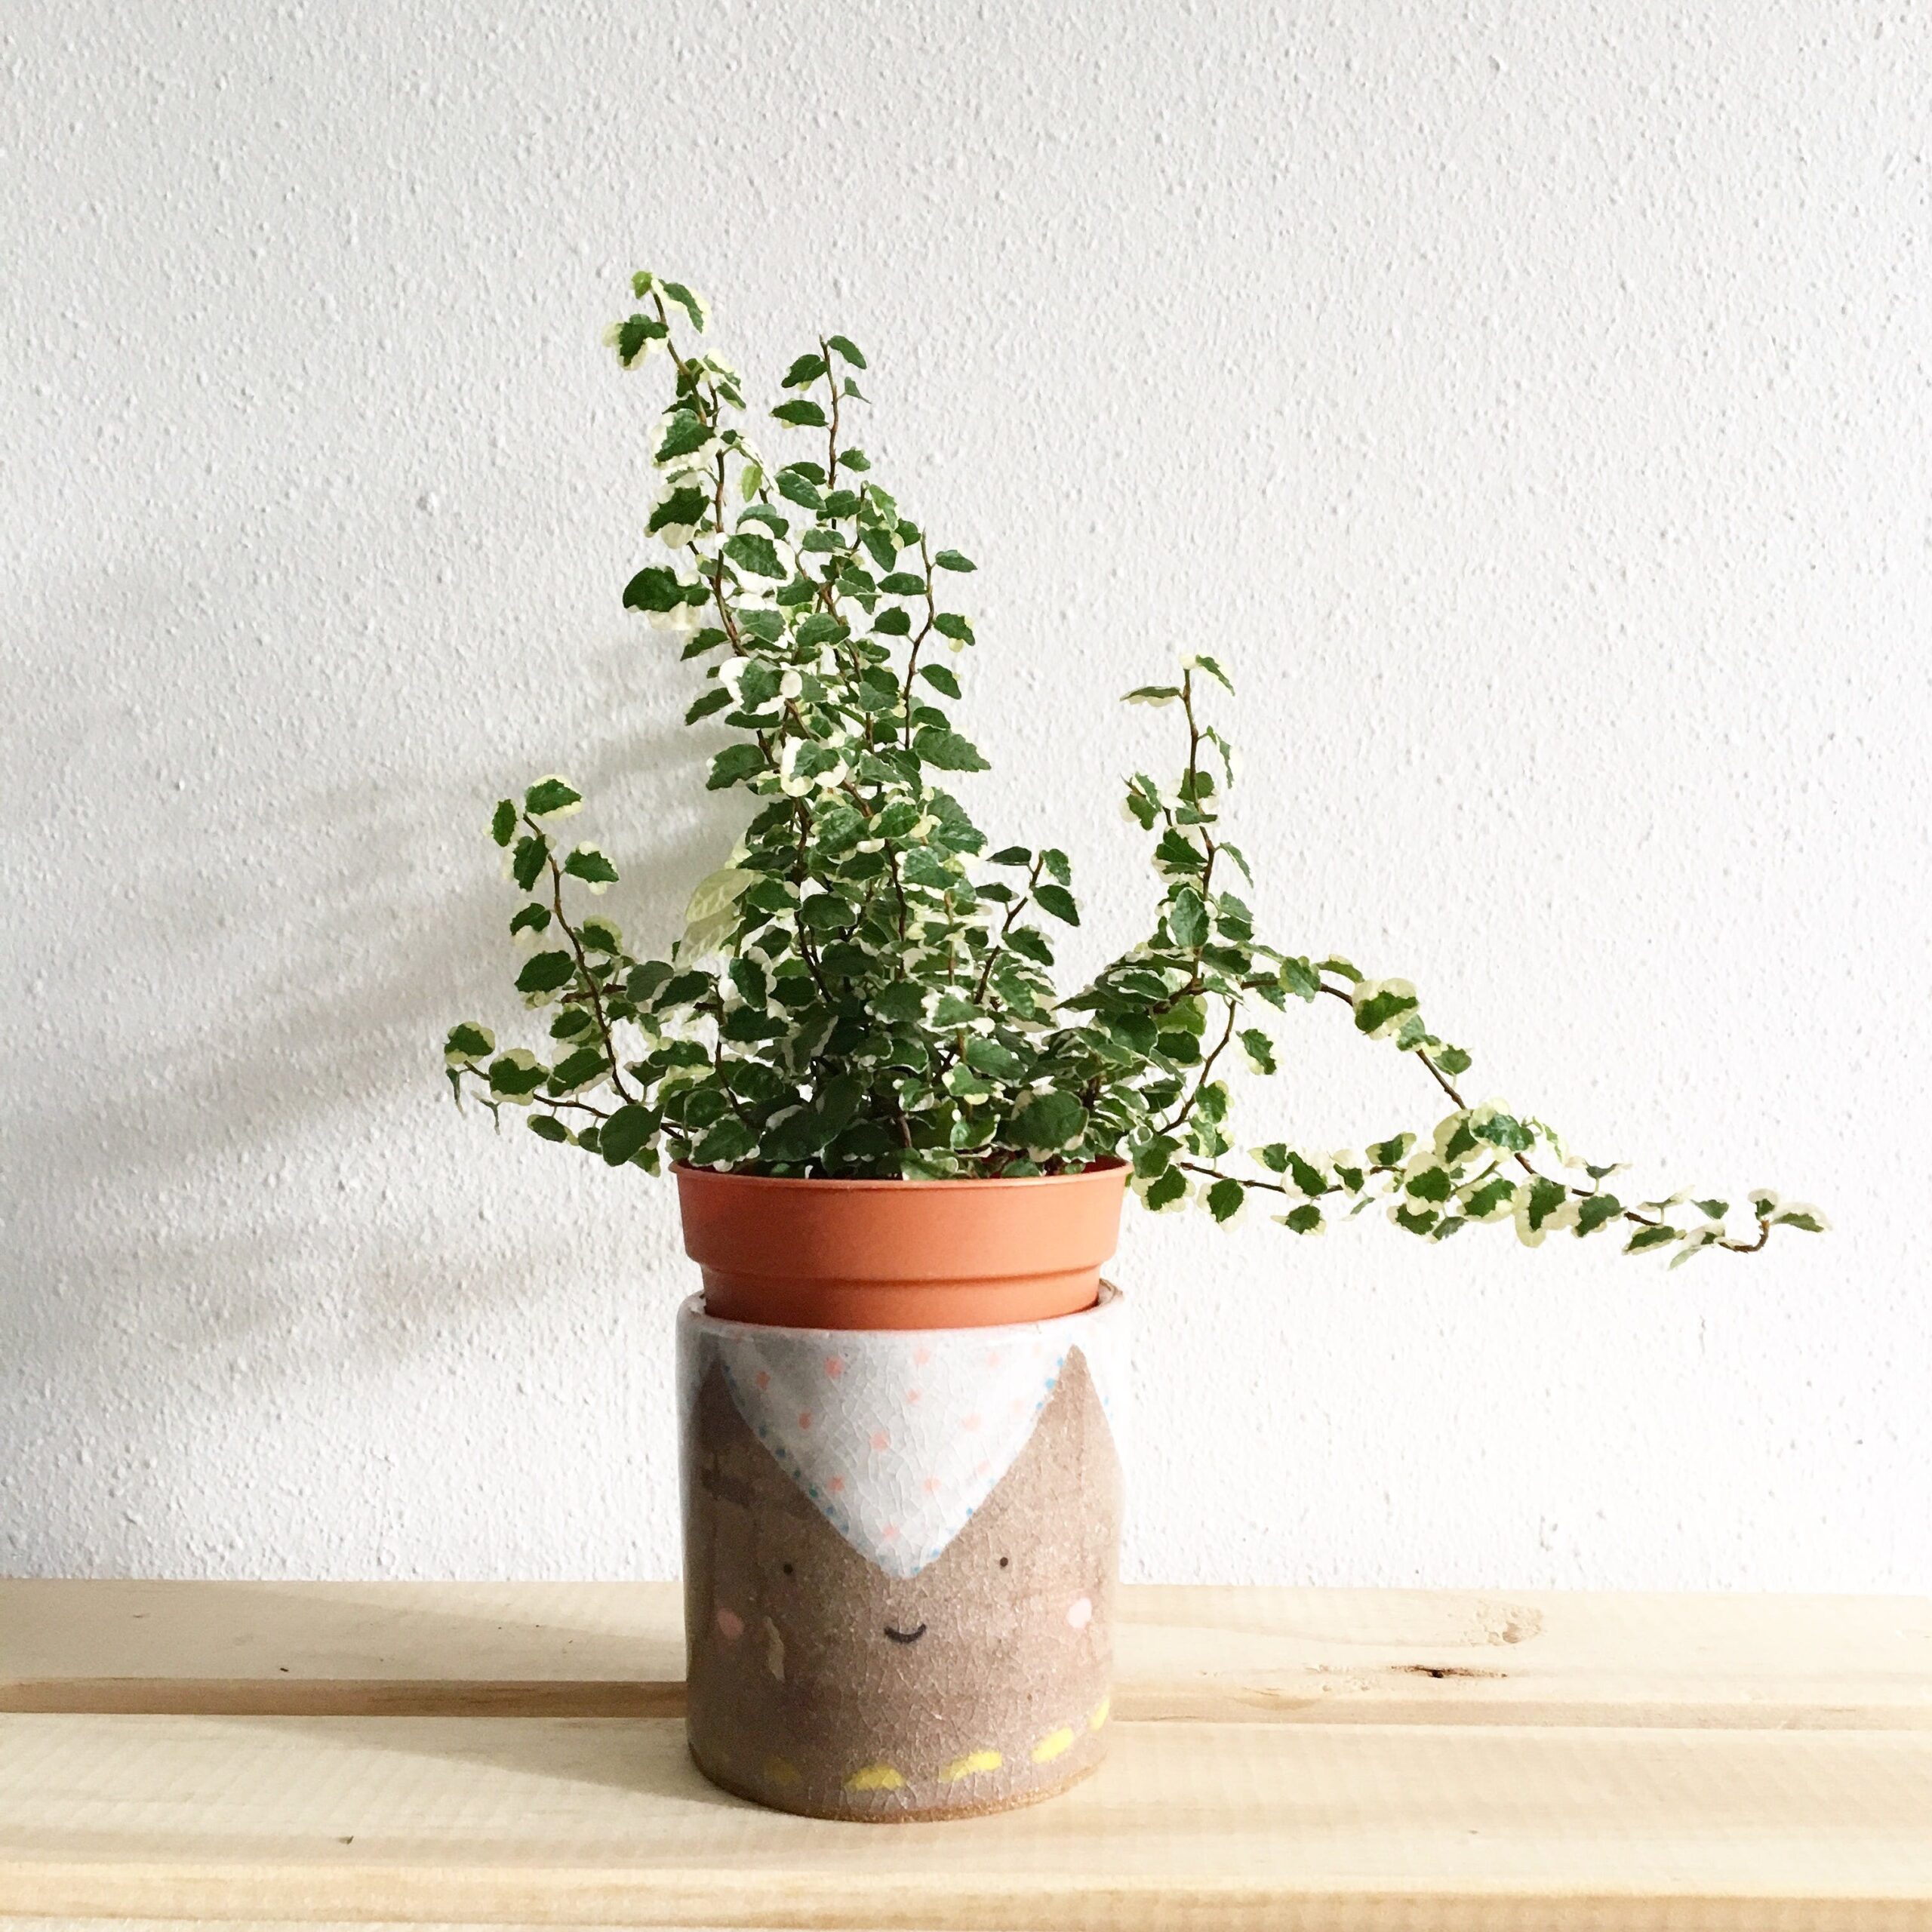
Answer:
[678,1285,1128,1578]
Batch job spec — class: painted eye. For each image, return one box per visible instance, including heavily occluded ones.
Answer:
[998,1556,1009,1568]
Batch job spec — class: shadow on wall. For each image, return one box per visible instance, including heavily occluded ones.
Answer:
[3,584,740,1396]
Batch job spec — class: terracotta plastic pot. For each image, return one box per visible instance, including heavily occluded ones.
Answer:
[678,1285,1128,1820]
[673,1160,1128,1331]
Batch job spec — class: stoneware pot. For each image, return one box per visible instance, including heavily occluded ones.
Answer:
[674,1160,1128,1329]
[677,1283,1129,1820]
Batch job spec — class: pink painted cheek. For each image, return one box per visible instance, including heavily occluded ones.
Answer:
[715,1606,745,1641]
[1066,1595,1094,1630]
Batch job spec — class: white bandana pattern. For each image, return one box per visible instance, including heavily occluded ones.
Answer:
[678,1286,1128,1578]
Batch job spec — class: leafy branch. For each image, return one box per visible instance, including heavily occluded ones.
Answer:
[441,272,1823,1266]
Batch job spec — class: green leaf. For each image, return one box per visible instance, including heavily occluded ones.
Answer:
[1523,1176,1568,1233]
[685,687,731,724]
[515,950,577,995]
[1774,1209,1827,1233]
[1474,1111,1534,1152]
[654,412,712,462]
[648,485,709,537]
[1576,1193,1623,1236]
[1694,1198,1729,1221]
[512,834,549,893]
[1287,1151,1328,1196]
[1405,1164,1454,1203]
[1282,1203,1324,1235]
[761,1108,826,1164]
[1133,1135,1179,1179]
[1623,1229,1684,1260]
[729,957,768,1007]
[487,1053,549,1098]
[933,549,975,572]
[626,961,672,1004]
[1143,1168,1187,1211]
[826,334,867,368]
[1462,1176,1515,1220]
[1435,1044,1472,1078]
[564,846,618,885]
[1281,957,1320,1001]
[777,471,824,513]
[1354,987,1419,1037]
[964,1036,1026,1081]
[771,399,828,427]
[1239,1028,1276,1075]
[623,566,688,613]
[490,799,517,847]
[706,744,767,790]
[1207,1178,1245,1223]
[444,1023,494,1063]
[872,607,912,635]
[871,980,925,1025]
[549,1045,610,1091]
[934,612,974,642]
[722,532,784,579]
[657,971,712,1009]
[691,1115,757,1167]
[528,1113,571,1143]
[918,663,962,698]
[1168,888,1208,949]
[1034,883,1080,926]
[1011,1088,1087,1153]
[912,727,989,771]
[782,352,828,387]
[524,778,581,817]
[599,1103,658,1166]
[659,281,706,332]
[612,314,663,367]
[878,571,925,596]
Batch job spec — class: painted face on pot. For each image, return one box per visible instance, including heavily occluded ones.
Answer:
[685,1344,1121,1815]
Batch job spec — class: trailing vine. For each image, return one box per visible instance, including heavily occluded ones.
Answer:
[444,274,1823,1266]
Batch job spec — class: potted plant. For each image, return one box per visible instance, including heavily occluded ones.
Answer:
[444,272,1821,1820]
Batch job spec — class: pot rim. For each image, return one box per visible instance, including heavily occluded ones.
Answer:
[680,1276,1124,1340]
[671,1156,1127,1194]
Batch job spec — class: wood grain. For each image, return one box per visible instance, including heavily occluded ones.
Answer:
[2,1583,1930,1928]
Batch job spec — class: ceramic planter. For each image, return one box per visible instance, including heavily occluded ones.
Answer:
[678,1284,1128,1820]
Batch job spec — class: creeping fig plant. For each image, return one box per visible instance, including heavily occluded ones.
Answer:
[445,274,1821,1266]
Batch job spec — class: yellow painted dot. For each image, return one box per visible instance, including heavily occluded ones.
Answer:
[1089,1695,1111,1732]
[1031,1726,1075,1764]
[844,1764,905,1792]
[943,1749,1004,1781]
[763,1755,801,1788]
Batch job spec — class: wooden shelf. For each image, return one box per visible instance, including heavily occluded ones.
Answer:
[5,1582,1931,1927]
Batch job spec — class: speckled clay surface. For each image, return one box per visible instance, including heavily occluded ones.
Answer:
[678,1288,1127,1820]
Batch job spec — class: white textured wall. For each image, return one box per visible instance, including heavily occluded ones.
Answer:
[5,1,1927,1589]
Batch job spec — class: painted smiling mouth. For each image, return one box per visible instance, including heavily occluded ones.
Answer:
[883,1623,928,1644]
